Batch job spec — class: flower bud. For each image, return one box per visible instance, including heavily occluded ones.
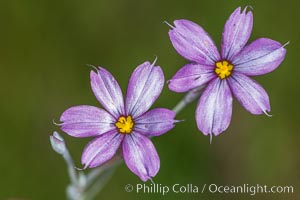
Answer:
[50,131,67,155]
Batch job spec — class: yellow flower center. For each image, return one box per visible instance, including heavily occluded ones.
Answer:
[115,115,134,134]
[214,60,234,79]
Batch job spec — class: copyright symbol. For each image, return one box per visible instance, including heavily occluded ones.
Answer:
[125,184,134,192]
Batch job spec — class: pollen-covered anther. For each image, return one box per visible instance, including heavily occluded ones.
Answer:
[115,116,134,134]
[215,60,234,79]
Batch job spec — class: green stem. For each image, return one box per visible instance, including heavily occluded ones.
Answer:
[81,160,122,200]
[172,86,204,114]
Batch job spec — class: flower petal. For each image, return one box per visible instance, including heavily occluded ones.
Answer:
[228,73,270,115]
[222,7,253,60]
[168,63,215,92]
[232,38,287,76]
[196,78,233,136]
[169,19,220,65]
[90,67,125,118]
[134,108,176,137]
[125,61,164,118]
[122,132,160,182]
[81,131,123,168]
[60,105,115,137]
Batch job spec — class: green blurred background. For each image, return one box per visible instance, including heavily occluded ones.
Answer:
[0,0,299,199]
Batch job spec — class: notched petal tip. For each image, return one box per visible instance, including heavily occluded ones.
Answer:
[234,6,252,14]
[90,69,97,78]
[283,41,290,48]
[150,56,159,68]
[152,56,158,64]
[233,38,287,76]
[196,79,233,137]
[74,166,86,171]
[163,20,175,29]
[59,105,116,138]
[90,66,125,117]
[229,74,270,116]
[86,64,98,72]
[222,6,253,59]
[125,61,164,117]
[149,177,156,184]
[122,134,160,182]
[235,6,242,12]
[263,110,272,117]
[90,66,110,77]
[246,5,254,11]
[169,19,220,64]
[89,66,100,74]
[134,108,177,137]
[243,5,253,13]
[140,175,153,182]
[53,119,63,126]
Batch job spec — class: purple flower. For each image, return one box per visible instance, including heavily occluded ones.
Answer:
[59,60,176,181]
[168,7,287,138]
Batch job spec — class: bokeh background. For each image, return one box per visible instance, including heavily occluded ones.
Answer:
[0,0,299,199]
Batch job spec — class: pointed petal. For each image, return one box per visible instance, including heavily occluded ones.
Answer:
[125,61,164,118]
[196,78,233,136]
[228,73,270,115]
[233,38,287,76]
[122,133,160,182]
[134,108,176,137]
[90,67,125,118]
[222,7,253,60]
[81,131,123,168]
[168,63,216,92]
[168,19,220,65]
[60,105,115,137]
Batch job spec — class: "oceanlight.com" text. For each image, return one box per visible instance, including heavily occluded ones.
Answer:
[125,183,294,196]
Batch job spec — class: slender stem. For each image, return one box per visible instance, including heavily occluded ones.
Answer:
[172,100,186,114]
[81,159,122,200]
[85,156,122,188]
[49,132,78,187]
[65,156,122,200]
[63,151,78,186]
[172,86,205,115]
